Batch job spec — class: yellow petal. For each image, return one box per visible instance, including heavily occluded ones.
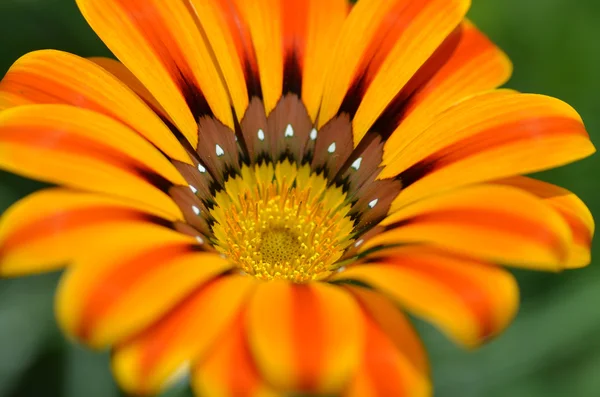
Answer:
[333,246,519,348]
[56,225,232,348]
[114,275,256,395]
[318,0,469,142]
[0,50,190,163]
[247,281,364,395]
[192,299,280,397]
[0,104,186,218]
[0,188,177,276]
[380,91,595,210]
[343,306,431,397]
[366,184,572,270]
[76,0,234,146]
[493,176,594,268]
[382,21,512,165]
[344,285,428,375]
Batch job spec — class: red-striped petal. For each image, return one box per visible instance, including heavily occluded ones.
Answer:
[333,247,519,347]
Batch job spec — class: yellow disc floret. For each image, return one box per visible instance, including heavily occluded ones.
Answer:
[210,161,355,283]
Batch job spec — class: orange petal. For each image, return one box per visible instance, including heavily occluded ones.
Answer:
[364,184,573,270]
[186,0,250,122]
[89,56,170,122]
[0,104,185,217]
[76,0,234,146]
[343,309,431,397]
[113,275,256,395]
[318,0,469,142]
[0,50,190,164]
[247,281,364,395]
[332,247,519,347]
[56,226,232,348]
[295,0,349,121]
[344,285,428,375]
[193,306,279,397]
[493,176,594,268]
[228,0,282,115]
[382,21,512,165]
[380,91,595,209]
[0,188,178,276]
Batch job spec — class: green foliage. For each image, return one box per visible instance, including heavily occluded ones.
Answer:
[0,0,599,396]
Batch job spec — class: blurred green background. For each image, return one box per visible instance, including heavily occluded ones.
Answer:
[0,0,599,396]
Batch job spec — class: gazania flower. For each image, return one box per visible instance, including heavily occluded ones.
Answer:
[0,0,595,395]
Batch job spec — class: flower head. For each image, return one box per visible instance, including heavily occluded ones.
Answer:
[0,0,595,396]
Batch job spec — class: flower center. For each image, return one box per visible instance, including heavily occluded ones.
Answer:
[210,161,355,282]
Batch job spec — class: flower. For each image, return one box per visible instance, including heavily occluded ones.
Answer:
[0,0,595,395]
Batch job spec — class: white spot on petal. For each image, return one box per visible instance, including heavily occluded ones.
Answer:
[197,163,206,173]
[328,142,336,153]
[368,199,378,208]
[192,205,201,215]
[351,157,362,170]
[189,184,198,194]
[196,236,204,244]
[215,144,225,157]
[284,124,294,137]
[337,266,346,273]
[257,129,265,141]
[355,239,364,247]
[310,128,318,141]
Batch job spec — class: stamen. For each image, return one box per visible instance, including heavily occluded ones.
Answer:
[210,162,354,283]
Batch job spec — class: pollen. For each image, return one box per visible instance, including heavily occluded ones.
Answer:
[209,161,355,283]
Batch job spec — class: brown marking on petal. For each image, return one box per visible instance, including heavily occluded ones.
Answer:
[196,117,240,184]
[266,94,312,162]
[310,114,354,178]
[283,51,303,96]
[171,159,214,202]
[239,97,270,162]
[173,221,215,251]
[336,135,385,197]
[338,72,369,120]
[341,225,386,260]
[243,58,263,99]
[351,179,403,233]
[169,186,212,236]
